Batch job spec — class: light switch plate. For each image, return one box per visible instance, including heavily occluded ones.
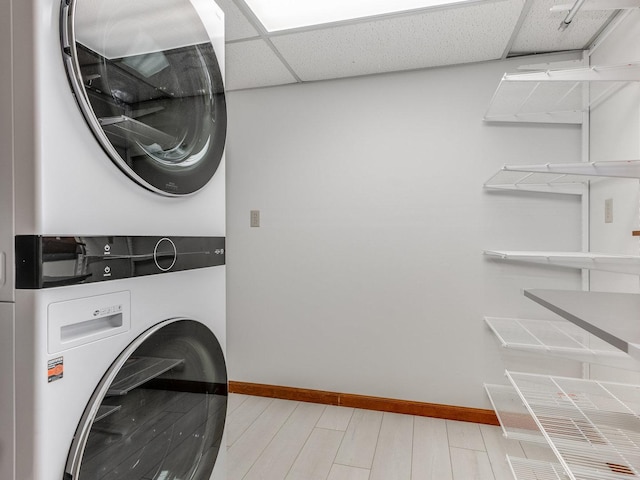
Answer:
[250,210,260,227]
[605,198,613,224]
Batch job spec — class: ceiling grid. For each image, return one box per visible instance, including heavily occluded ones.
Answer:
[215,0,627,91]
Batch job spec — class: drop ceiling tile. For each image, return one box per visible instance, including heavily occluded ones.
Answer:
[270,0,526,82]
[215,0,260,41]
[226,39,298,90]
[510,0,614,55]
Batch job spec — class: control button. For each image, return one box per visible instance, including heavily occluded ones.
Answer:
[154,238,177,272]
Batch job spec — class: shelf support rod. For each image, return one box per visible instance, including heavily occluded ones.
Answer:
[514,319,548,350]
[553,81,582,110]
[514,172,536,186]
[515,82,541,115]
[547,321,590,350]
[547,173,569,184]
[590,82,629,110]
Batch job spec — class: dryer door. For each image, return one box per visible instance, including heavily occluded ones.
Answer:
[61,0,226,196]
[65,319,227,480]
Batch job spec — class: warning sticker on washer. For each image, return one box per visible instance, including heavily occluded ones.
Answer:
[47,357,64,383]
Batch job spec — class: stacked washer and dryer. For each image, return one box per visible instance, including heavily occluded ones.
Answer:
[1,1,228,479]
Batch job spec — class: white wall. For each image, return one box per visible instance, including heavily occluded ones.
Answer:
[226,52,584,409]
[588,11,640,384]
[590,10,640,294]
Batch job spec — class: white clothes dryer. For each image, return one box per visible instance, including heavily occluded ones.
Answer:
[0,0,226,257]
[0,236,227,480]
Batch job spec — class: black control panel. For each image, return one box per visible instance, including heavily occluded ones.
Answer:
[15,235,225,289]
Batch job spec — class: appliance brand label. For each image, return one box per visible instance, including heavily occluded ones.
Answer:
[47,357,64,383]
[93,304,123,318]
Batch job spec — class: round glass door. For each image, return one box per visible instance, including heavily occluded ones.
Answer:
[65,319,227,480]
[61,0,227,196]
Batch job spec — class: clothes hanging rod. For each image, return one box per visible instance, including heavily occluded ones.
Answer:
[558,0,586,31]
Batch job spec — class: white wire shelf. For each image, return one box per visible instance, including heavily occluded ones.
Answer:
[507,456,571,480]
[484,63,640,124]
[485,383,545,443]
[524,289,640,361]
[484,170,590,195]
[483,159,640,194]
[484,160,640,194]
[494,160,640,179]
[484,160,640,193]
[485,317,638,369]
[484,251,640,276]
[506,371,640,480]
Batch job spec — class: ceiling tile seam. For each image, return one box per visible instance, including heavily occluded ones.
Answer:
[228,52,568,93]
[505,48,586,60]
[583,12,621,52]
[501,0,534,60]
[226,36,262,45]
[230,0,270,37]
[230,0,303,83]
[587,9,630,56]
[227,60,459,92]
[232,0,508,38]
[262,38,304,83]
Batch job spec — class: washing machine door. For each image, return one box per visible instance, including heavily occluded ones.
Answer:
[65,319,227,480]
[61,0,226,196]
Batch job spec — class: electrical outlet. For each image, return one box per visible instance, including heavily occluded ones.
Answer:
[604,198,613,224]
[250,210,260,227]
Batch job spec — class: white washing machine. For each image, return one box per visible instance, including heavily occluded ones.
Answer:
[0,0,229,479]
[1,237,228,480]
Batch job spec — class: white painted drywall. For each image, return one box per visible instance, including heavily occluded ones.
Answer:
[589,10,640,294]
[589,11,640,384]
[226,53,584,409]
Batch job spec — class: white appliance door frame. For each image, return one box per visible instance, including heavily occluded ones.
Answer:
[60,0,227,196]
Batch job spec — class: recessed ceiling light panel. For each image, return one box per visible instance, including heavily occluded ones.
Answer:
[244,0,479,32]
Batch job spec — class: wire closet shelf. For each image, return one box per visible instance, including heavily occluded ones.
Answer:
[484,160,640,195]
[484,317,637,369]
[505,371,640,480]
[484,62,640,124]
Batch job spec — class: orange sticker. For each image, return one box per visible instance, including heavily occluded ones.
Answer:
[47,357,63,383]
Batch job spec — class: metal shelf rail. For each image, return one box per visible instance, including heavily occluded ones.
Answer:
[484,63,640,124]
[483,170,589,195]
[484,251,640,276]
[484,160,640,194]
[484,317,637,369]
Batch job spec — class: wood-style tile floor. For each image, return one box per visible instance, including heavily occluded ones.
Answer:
[225,393,554,480]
